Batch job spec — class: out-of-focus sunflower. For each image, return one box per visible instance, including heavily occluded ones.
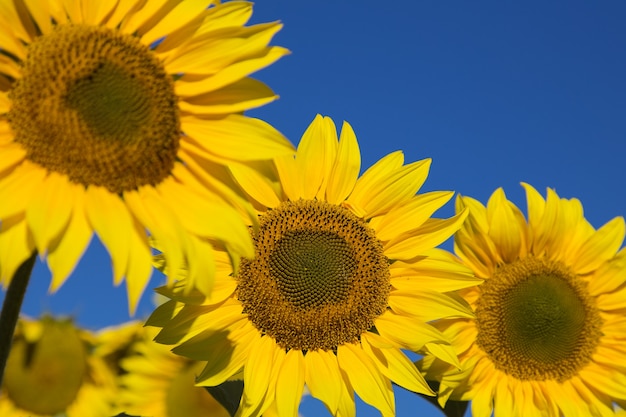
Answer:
[116,324,230,417]
[148,115,480,417]
[0,315,119,417]
[0,0,293,311]
[422,184,626,417]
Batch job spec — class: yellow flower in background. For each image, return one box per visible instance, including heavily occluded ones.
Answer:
[0,316,118,417]
[0,0,293,311]
[115,324,230,417]
[422,184,626,417]
[148,115,479,417]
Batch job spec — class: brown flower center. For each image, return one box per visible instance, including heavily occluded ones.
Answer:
[237,200,390,351]
[475,256,602,381]
[8,24,180,193]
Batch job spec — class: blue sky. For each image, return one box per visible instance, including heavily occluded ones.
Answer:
[3,2,626,416]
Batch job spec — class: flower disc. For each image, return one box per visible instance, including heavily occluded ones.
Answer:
[237,199,390,351]
[476,256,602,381]
[8,24,179,193]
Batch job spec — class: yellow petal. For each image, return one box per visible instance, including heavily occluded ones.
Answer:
[587,249,626,296]
[304,349,342,414]
[85,186,132,285]
[348,157,430,219]
[240,335,278,415]
[178,78,278,114]
[325,120,361,204]
[370,191,454,241]
[361,332,434,396]
[164,23,282,75]
[181,114,293,161]
[119,0,177,36]
[229,162,281,208]
[0,54,21,80]
[22,0,52,34]
[388,290,473,321]
[140,0,210,45]
[384,209,468,259]
[0,162,47,219]
[572,216,625,274]
[294,114,337,199]
[336,342,395,417]
[124,217,153,314]
[193,324,257,386]
[173,45,289,95]
[0,143,27,176]
[80,0,117,25]
[0,216,34,285]
[486,188,524,262]
[275,349,305,417]
[124,187,187,291]
[345,151,405,215]
[275,153,300,201]
[375,311,449,351]
[46,190,93,291]
[26,172,76,255]
[159,182,253,260]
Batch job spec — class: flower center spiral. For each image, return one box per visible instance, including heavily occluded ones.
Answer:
[237,200,390,351]
[475,256,602,381]
[8,24,180,193]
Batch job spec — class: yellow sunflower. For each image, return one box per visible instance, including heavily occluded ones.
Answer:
[147,114,480,417]
[116,324,230,417]
[422,184,626,417]
[0,315,119,417]
[0,0,293,311]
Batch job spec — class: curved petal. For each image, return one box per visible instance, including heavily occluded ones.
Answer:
[370,191,453,241]
[46,189,93,291]
[26,172,76,255]
[178,78,277,114]
[124,216,154,314]
[0,162,47,219]
[384,209,468,260]
[375,310,450,352]
[275,349,305,417]
[295,114,337,199]
[0,215,34,285]
[325,120,360,204]
[85,186,132,285]
[486,188,524,263]
[304,349,342,414]
[361,332,434,396]
[229,162,281,208]
[336,342,395,417]
[388,290,473,321]
[181,114,293,161]
[572,216,625,274]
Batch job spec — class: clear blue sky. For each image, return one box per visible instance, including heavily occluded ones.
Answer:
[3,2,626,416]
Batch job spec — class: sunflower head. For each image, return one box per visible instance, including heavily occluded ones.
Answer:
[422,184,626,416]
[0,315,118,417]
[0,0,294,312]
[148,115,480,417]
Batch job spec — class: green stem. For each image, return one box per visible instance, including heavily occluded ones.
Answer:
[0,251,37,384]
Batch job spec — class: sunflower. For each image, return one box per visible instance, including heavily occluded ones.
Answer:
[147,114,480,417]
[0,315,120,417]
[0,0,293,311]
[421,184,626,417]
[116,324,230,417]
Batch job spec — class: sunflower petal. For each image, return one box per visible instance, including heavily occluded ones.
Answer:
[304,349,342,414]
[46,190,93,291]
[275,349,305,417]
[85,186,132,285]
[26,172,76,255]
[325,120,360,204]
[0,216,34,285]
[337,342,395,417]
[362,332,434,396]
[181,114,293,161]
[572,216,625,274]
[124,217,153,314]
